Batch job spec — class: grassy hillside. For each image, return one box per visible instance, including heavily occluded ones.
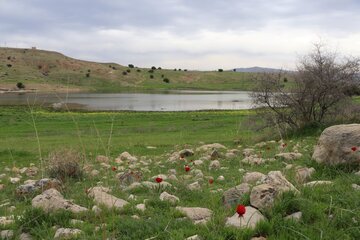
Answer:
[0,47,256,92]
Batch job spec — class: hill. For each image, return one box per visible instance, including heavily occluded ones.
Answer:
[233,66,283,73]
[0,47,256,92]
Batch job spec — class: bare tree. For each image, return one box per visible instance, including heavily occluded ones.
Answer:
[251,43,360,131]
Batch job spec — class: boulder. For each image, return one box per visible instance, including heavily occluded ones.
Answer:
[159,191,179,204]
[186,235,201,240]
[260,171,299,193]
[210,150,220,160]
[16,178,62,196]
[241,155,265,165]
[187,181,201,191]
[19,233,33,240]
[225,206,265,229]
[242,148,255,157]
[54,228,82,239]
[285,211,302,222]
[352,184,360,191]
[96,155,109,163]
[32,188,87,213]
[87,186,128,210]
[222,183,251,206]
[176,207,212,224]
[0,230,14,239]
[312,124,360,165]
[250,184,277,210]
[0,216,14,226]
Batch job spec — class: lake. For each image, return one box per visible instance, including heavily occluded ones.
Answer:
[0,90,253,111]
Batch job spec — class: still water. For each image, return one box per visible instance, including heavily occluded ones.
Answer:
[0,90,253,111]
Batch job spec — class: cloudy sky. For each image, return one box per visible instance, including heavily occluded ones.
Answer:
[1,0,359,70]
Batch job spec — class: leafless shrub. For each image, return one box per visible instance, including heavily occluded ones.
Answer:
[46,148,84,180]
[251,43,360,132]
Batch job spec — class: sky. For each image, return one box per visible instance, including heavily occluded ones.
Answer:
[0,0,360,70]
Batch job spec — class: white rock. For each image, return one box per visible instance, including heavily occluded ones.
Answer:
[187,181,201,191]
[285,211,302,222]
[275,152,303,161]
[136,203,146,212]
[96,155,109,163]
[90,170,100,177]
[186,234,201,240]
[92,205,102,215]
[243,148,255,157]
[0,230,14,239]
[242,172,265,184]
[250,184,277,210]
[10,177,21,184]
[54,228,82,239]
[118,152,138,162]
[70,219,84,225]
[260,171,299,193]
[304,181,333,187]
[352,184,360,191]
[295,167,315,183]
[0,216,14,226]
[225,206,265,229]
[193,160,204,166]
[217,175,225,181]
[196,143,227,152]
[160,191,180,204]
[176,207,212,224]
[32,188,87,213]
[19,233,33,240]
[87,186,128,210]
[209,160,220,169]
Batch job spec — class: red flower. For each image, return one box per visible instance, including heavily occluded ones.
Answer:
[236,204,246,217]
[111,166,117,171]
[282,143,287,148]
[351,146,358,152]
[185,165,191,172]
[155,177,163,183]
[209,178,214,184]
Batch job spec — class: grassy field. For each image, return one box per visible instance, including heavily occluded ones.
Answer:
[0,47,264,92]
[0,106,359,239]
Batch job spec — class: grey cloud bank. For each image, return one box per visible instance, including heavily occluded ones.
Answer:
[0,0,359,70]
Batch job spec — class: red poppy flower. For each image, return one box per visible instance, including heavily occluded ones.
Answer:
[185,165,191,172]
[282,143,287,147]
[111,166,117,171]
[155,177,163,183]
[209,178,214,184]
[351,146,358,152]
[236,204,246,217]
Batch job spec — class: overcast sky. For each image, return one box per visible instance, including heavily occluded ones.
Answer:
[1,0,359,70]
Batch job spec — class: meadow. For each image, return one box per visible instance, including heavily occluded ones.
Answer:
[0,106,359,239]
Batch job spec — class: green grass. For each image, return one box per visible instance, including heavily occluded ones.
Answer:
[0,106,359,239]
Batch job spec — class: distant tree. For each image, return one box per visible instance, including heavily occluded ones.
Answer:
[158,67,162,70]
[7,64,12,68]
[126,69,131,73]
[163,78,170,83]
[151,66,156,70]
[87,69,91,73]
[251,43,360,131]
[16,82,25,89]
[178,69,182,71]
[161,74,164,78]
[148,69,154,73]
[218,69,223,72]
[128,64,134,68]
[85,73,90,78]
[136,69,141,72]
[184,69,188,72]
[283,77,288,83]
[174,68,177,71]
[112,66,117,70]
[150,75,154,79]
[233,69,237,72]
[122,71,127,75]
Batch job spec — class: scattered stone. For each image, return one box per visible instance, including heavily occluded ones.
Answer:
[242,172,266,184]
[209,160,220,169]
[243,148,255,157]
[186,234,201,240]
[355,171,360,176]
[352,184,360,191]
[54,228,82,239]
[0,216,14,226]
[128,194,137,201]
[141,181,172,190]
[0,230,14,239]
[0,174,6,179]
[132,215,140,220]
[19,233,33,240]
[9,177,20,184]
[225,206,265,229]
[312,124,360,165]
[196,143,227,152]
[193,160,204,166]
[32,188,87,213]
[168,169,177,175]
[87,186,128,210]
[295,167,315,183]
[92,205,102,215]
[0,184,4,191]
[222,183,251,206]
[24,166,39,177]
[100,162,111,169]
[118,152,138,162]
[210,150,220,160]
[160,191,179,204]
[16,178,62,196]
[179,149,194,158]
[250,184,277,210]
[136,203,146,212]
[217,175,225,181]
[168,174,178,181]
[260,171,299,193]
[96,155,109,163]
[176,207,212,224]
[251,237,267,240]
[187,181,201,191]
[242,155,265,165]
[70,219,84,225]
[275,152,303,161]
[304,181,333,187]
[285,211,302,222]
[225,152,236,159]
[118,170,142,187]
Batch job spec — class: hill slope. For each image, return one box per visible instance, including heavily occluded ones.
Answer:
[0,48,255,92]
